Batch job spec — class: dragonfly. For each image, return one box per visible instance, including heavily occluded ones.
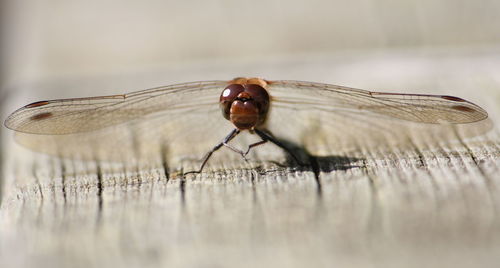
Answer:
[4,77,488,173]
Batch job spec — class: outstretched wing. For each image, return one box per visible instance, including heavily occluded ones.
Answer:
[268,80,487,124]
[5,80,237,165]
[265,80,489,155]
[5,80,229,134]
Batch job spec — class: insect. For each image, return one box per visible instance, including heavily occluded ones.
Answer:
[4,77,488,173]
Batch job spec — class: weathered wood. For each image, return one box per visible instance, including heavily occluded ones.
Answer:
[1,51,500,268]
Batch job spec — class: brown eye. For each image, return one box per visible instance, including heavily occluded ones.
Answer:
[244,84,270,117]
[220,84,245,120]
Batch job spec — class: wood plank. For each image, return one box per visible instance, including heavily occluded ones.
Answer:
[1,50,500,268]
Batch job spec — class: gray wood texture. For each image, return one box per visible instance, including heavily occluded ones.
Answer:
[1,50,500,268]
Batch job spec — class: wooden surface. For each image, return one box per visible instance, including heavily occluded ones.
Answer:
[1,49,500,268]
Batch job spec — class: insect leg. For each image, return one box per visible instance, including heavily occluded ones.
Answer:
[185,129,240,174]
[242,140,268,156]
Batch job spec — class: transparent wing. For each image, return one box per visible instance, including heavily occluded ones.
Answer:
[265,80,490,156]
[268,80,487,124]
[6,80,237,167]
[5,80,229,134]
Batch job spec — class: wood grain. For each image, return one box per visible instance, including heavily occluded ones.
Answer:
[1,51,500,268]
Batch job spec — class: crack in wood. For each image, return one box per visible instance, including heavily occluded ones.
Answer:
[95,162,103,225]
[308,155,322,197]
[179,172,186,206]
[161,143,170,183]
[60,159,67,205]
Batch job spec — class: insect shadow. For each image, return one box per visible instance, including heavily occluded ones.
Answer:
[267,136,363,174]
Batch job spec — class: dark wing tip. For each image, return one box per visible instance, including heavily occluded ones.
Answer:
[29,112,53,121]
[25,100,51,108]
[441,95,466,102]
[451,105,476,113]
[440,95,488,122]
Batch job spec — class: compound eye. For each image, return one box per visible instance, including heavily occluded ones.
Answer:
[220,84,245,103]
[220,84,245,120]
[244,84,269,105]
[244,84,270,117]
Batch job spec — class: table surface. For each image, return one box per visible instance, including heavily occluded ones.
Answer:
[1,48,500,268]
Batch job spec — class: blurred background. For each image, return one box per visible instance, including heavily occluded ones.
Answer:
[2,0,500,92]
